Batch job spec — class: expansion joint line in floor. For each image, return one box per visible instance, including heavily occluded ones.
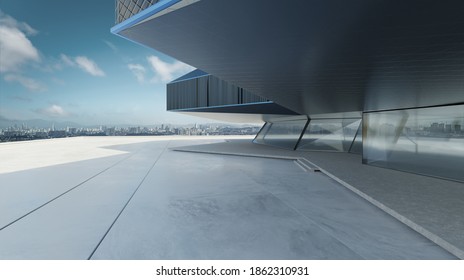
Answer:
[87,141,171,260]
[0,152,137,232]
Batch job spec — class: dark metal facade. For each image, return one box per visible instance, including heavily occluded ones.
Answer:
[167,72,268,111]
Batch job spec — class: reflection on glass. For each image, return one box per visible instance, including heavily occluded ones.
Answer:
[349,124,363,154]
[363,104,464,182]
[253,122,272,144]
[253,118,307,150]
[298,119,361,152]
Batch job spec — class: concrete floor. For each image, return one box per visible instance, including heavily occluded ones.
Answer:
[0,136,456,259]
[173,139,464,259]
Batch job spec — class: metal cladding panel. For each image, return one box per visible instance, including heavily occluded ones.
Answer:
[207,76,220,106]
[173,102,298,115]
[117,0,464,115]
[208,76,238,106]
[167,72,277,111]
[166,82,177,110]
[243,89,267,103]
[167,79,197,110]
[197,76,208,107]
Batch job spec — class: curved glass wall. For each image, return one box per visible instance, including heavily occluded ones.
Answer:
[363,104,464,182]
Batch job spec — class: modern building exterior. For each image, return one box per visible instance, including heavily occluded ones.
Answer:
[112,0,464,182]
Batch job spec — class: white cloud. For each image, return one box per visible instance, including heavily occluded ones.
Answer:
[147,55,193,82]
[4,74,47,92]
[0,10,37,36]
[0,11,40,73]
[38,104,69,117]
[75,56,105,77]
[60,54,75,67]
[127,57,193,84]
[59,54,105,77]
[128,63,146,83]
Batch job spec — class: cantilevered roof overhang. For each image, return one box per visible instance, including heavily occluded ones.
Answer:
[166,69,299,122]
[112,0,464,116]
[171,101,300,123]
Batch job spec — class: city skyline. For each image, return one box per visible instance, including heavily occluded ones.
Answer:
[0,121,261,142]
[0,1,209,125]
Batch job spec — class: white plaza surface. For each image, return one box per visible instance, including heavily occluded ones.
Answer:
[0,136,456,259]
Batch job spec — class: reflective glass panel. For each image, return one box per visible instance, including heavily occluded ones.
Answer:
[298,119,361,152]
[363,104,464,182]
[253,122,272,144]
[349,124,363,154]
[253,118,307,150]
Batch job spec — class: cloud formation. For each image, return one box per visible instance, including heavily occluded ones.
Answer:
[147,55,193,82]
[128,63,146,83]
[60,54,105,77]
[60,54,75,67]
[0,10,40,73]
[4,74,47,92]
[75,56,105,77]
[37,104,69,117]
[128,56,193,83]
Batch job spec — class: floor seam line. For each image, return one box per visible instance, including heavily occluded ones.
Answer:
[87,141,170,260]
[0,152,136,231]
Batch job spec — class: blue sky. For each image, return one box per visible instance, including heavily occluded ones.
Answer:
[0,0,207,126]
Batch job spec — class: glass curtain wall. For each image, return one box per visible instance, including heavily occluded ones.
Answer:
[254,118,363,152]
[349,124,363,154]
[298,119,361,152]
[363,104,464,182]
[253,118,308,150]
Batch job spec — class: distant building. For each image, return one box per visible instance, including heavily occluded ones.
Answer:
[48,130,66,138]
[445,124,452,133]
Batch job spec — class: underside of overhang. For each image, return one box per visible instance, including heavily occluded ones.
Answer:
[114,0,464,115]
[171,102,297,115]
[175,111,299,124]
